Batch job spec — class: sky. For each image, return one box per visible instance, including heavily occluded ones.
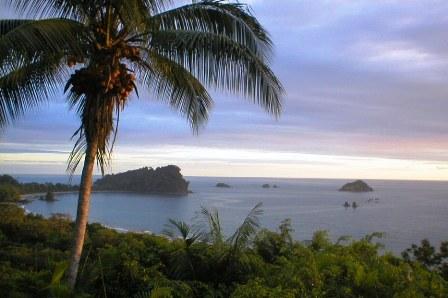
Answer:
[1,0,448,180]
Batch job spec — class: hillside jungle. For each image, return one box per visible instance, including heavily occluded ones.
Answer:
[0,200,447,297]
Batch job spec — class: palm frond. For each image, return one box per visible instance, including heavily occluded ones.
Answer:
[0,19,32,37]
[66,125,88,175]
[199,205,224,245]
[111,0,170,33]
[163,218,191,240]
[0,18,86,70]
[136,49,213,130]
[152,0,272,59]
[66,92,119,175]
[228,202,263,251]
[149,29,283,116]
[1,0,282,176]
[0,54,67,127]
[6,0,87,20]
[163,218,202,246]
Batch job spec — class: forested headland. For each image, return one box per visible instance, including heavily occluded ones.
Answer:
[0,175,78,202]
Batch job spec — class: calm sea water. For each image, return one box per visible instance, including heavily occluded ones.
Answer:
[16,175,448,254]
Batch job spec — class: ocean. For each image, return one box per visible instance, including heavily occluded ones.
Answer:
[15,175,448,254]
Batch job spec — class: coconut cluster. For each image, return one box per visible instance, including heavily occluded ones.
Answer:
[67,38,140,98]
[116,44,140,61]
[102,63,136,99]
[68,63,136,100]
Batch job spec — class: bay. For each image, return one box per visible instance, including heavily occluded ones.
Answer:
[18,175,448,254]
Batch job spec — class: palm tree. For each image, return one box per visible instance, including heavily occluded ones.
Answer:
[198,202,263,278]
[167,203,264,282]
[0,0,283,288]
[163,219,203,279]
[198,202,263,250]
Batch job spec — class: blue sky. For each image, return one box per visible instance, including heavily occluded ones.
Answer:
[1,0,448,180]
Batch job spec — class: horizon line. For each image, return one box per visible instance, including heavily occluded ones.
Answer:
[8,173,448,183]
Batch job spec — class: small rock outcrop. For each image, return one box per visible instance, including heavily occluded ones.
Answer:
[43,191,56,202]
[94,166,189,195]
[339,180,373,192]
[216,183,231,188]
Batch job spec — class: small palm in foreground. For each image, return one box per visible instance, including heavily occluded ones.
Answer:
[204,202,263,278]
[163,219,203,279]
[0,0,282,288]
[165,203,263,280]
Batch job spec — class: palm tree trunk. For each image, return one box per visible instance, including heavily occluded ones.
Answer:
[67,137,98,289]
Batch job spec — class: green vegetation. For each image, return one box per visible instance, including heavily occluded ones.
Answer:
[0,175,20,186]
[0,184,20,202]
[20,183,78,195]
[0,175,21,202]
[0,0,283,287]
[402,239,448,280]
[0,204,446,297]
[94,166,189,195]
[0,175,78,196]
[45,191,56,202]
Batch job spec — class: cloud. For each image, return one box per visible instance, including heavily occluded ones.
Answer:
[1,0,448,179]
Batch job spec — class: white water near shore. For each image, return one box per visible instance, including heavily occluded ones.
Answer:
[17,175,448,254]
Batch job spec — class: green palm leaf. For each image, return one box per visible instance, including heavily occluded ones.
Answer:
[0,18,86,126]
[228,202,263,251]
[163,218,202,245]
[152,1,272,58]
[136,49,213,129]
[150,29,282,116]
[0,53,67,126]
[0,19,32,36]
[0,18,85,63]
[7,0,86,20]
[199,205,224,245]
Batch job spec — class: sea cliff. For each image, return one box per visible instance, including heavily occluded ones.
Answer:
[94,166,189,195]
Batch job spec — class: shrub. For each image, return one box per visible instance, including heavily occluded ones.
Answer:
[0,205,447,297]
[0,184,21,202]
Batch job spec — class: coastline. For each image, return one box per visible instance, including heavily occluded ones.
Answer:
[17,178,448,255]
[20,191,79,200]
[18,192,160,237]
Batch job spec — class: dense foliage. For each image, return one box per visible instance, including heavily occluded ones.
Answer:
[0,184,20,202]
[94,166,189,195]
[0,174,78,196]
[0,204,446,297]
[402,239,448,281]
[20,183,79,195]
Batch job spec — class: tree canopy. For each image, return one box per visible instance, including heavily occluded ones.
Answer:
[0,204,446,297]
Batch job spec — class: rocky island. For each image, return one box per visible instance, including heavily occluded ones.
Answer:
[39,191,57,202]
[216,183,231,188]
[94,166,189,195]
[339,180,373,192]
